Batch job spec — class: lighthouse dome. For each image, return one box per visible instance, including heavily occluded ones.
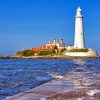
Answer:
[77,7,82,12]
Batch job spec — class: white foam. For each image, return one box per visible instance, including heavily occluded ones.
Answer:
[48,72,63,79]
[86,89,100,96]
[40,98,46,100]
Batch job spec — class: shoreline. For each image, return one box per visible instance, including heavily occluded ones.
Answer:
[0,55,100,59]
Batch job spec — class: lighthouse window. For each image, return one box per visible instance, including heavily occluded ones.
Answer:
[81,33,82,35]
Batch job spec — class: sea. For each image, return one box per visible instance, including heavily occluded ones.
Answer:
[0,58,100,100]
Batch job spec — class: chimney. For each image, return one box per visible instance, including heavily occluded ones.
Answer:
[60,39,63,44]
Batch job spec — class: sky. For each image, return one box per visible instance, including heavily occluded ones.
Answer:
[0,0,100,55]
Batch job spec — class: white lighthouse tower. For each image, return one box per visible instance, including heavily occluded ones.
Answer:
[74,7,84,49]
[64,7,97,57]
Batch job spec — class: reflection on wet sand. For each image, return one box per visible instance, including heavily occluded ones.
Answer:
[72,59,86,66]
[77,97,84,100]
[47,60,100,100]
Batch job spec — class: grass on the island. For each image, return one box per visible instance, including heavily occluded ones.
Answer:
[68,49,89,52]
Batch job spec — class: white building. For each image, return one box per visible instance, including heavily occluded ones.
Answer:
[46,39,65,49]
[66,45,74,51]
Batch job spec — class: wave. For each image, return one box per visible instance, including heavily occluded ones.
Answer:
[47,72,64,79]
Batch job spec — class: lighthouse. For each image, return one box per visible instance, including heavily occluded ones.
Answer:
[64,7,97,56]
[74,7,84,49]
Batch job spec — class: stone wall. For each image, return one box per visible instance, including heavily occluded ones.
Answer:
[64,49,97,57]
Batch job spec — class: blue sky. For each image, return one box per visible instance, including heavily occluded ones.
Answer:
[0,0,100,55]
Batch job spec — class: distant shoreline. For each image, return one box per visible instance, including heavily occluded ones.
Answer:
[0,55,100,59]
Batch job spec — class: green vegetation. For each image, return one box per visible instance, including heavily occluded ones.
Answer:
[16,49,56,56]
[16,50,36,56]
[60,48,66,53]
[69,48,89,52]
[15,48,90,57]
[16,51,23,56]
[22,50,36,56]
[39,50,55,55]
